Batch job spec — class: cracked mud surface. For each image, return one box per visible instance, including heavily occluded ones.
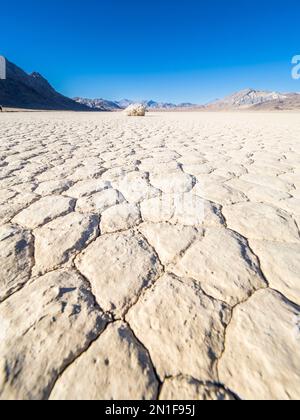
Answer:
[0,111,300,400]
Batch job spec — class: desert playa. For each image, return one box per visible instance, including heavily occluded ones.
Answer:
[0,110,300,400]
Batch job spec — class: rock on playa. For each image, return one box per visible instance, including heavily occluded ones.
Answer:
[124,104,146,117]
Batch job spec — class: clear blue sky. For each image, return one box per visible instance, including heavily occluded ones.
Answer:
[1,0,300,103]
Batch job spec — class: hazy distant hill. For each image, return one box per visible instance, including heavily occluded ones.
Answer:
[0,58,91,111]
[73,97,122,111]
[251,93,300,110]
[206,88,300,110]
[74,97,198,111]
[143,100,198,109]
[114,99,134,108]
[143,100,177,109]
[75,90,300,112]
[75,89,300,112]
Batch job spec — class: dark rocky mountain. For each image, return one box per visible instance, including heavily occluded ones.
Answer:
[0,57,91,111]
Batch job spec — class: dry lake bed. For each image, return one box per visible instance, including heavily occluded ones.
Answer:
[0,111,300,400]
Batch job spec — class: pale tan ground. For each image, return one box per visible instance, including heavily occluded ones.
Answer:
[0,111,300,401]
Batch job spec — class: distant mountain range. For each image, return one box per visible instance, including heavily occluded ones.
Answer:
[0,57,91,111]
[206,88,300,111]
[75,89,300,111]
[74,97,122,111]
[74,97,198,111]
[142,100,198,110]
[1,57,300,112]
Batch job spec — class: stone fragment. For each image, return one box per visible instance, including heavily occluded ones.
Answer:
[247,163,290,178]
[279,172,300,190]
[76,230,162,317]
[76,189,125,214]
[0,188,18,203]
[139,223,200,265]
[213,164,247,179]
[100,203,141,233]
[50,322,158,400]
[178,156,207,166]
[13,195,75,229]
[219,289,300,400]
[35,180,74,196]
[0,193,37,225]
[149,171,195,194]
[240,174,293,193]
[193,182,248,205]
[278,198,300,216]
[101,167,135,183]
[182,163,215,176]
[225,178,256,195]
[250,240,300,305]
[223,203,299,242]
[292,189,300,199]
[65,179,111,198]
[244,184,291,206]
[34,213,99,275]
[140,194,173,223]
[115,172,160,203]
[0,225,34,302]
[0,270,108,400]
[70,165,105,182]
[140,193,224,227]
[171,228,266,306]
[139,160,180,173]
[160,377,235,401]
[127,273,230,381]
